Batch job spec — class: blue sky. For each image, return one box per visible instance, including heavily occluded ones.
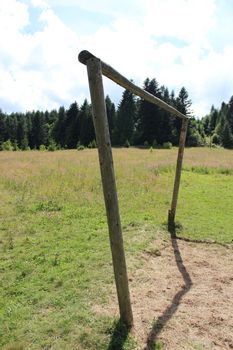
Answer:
[0,0,233,117]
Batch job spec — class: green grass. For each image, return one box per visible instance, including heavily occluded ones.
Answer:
[178,169,233,242]
[0,148,232,349]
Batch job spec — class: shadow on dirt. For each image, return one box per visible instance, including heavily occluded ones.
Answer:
[145,227,193,349]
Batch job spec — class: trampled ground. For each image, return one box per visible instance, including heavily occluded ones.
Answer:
[132,239,233,350]
[98,234,233,349]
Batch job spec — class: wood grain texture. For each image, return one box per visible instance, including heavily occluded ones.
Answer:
[86,57,133,327]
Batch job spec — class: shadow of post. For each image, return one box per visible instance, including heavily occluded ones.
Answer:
[107,319,131,350]
[146,234,193,349]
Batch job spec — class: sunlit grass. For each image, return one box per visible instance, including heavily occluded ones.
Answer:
[0,147,232,349]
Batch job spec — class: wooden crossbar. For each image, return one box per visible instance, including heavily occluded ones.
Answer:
[78,50,188,120]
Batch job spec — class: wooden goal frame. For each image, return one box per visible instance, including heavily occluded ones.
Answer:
[78,50,189,327]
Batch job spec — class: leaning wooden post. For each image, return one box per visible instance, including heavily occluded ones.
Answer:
[85,56,133,328]
[168,118,188,232]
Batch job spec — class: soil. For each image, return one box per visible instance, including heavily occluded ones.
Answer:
[98,236,233,349]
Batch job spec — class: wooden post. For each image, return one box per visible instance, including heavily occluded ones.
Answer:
[86,56,133,328]
[168,118,188,232]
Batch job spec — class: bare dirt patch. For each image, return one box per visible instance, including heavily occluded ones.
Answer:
[96,237,233,349]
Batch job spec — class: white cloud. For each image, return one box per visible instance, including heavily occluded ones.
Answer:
[0,0,29,31]
[0,0,88,112]
[78,0,233,117]
[48,0,143,19]
[142,0,216,45]
[0,0,233,116]
[31,0,48,8]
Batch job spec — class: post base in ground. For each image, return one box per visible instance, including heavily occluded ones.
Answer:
[168,210,176,237]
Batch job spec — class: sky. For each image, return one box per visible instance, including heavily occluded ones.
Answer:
[0,0,233,117]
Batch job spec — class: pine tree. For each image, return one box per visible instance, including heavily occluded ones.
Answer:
[26,112,33,149]
[0,110,7,145]
[159,86,174,144]
[17,116,28,149]
[176,87,192,115]
[115,89,136,145]
[221,120,233,149]
[31,111,47,148]
[6,113,18,142]
[52,107,66,148]
[79,100,95,146]
[65,102,79,148]
[105,95,116,141]
[137,78,161,145]
[172,87,192,145]
[226,96,233,132]
[209,105,219,132]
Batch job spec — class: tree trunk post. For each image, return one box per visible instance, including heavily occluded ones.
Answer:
[168,118,188,233]
[86,56,133,328]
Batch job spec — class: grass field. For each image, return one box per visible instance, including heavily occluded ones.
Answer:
[0,147,233,349]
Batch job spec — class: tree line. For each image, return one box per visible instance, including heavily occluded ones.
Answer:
[201,96,233,149]
[0,77,232,150]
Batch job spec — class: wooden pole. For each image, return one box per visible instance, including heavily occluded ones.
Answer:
[79,50,188,121]
[86,56,133,328]
[168,118,188,232]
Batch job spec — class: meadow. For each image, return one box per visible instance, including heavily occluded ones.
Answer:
[0,147,233,349]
